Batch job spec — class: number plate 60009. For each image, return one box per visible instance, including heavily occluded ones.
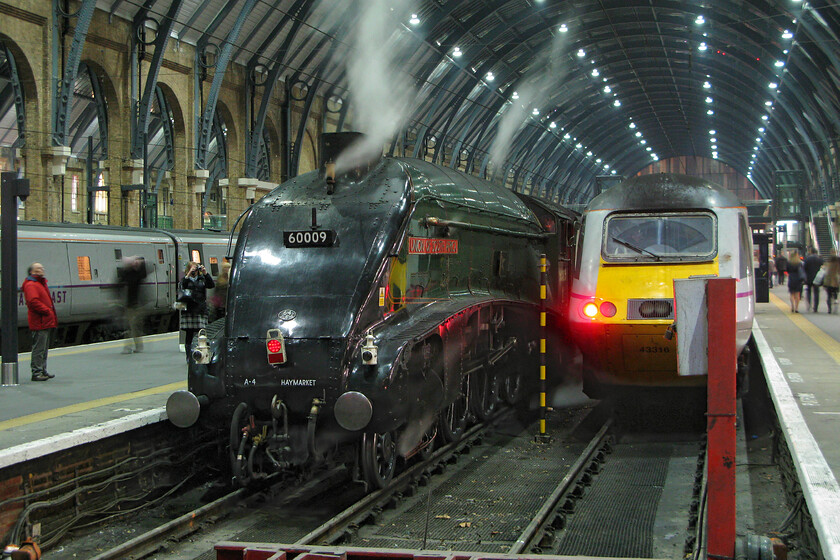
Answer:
[283,230,336,248]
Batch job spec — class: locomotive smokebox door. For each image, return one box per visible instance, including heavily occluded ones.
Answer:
[266,329,287,365]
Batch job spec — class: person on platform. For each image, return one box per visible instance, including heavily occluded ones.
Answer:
[22,263,57,381]
[786,250,805,313]
[767,257,775,288]
[775,253,788,286]
[823,251,840,314]
[180,261,214,361]
[803,248,824,312]
[118,256,148,354]
[209,261,231,322]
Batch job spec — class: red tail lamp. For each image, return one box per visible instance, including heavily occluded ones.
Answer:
[266,329,286,365]
[600,301,617,317]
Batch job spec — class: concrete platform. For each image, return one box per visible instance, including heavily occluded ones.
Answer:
[754,284,840,560]
[0,332,185,467]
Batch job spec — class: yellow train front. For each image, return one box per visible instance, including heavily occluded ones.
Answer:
[569,173,755,397]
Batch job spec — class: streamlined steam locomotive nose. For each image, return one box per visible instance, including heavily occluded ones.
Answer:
[166,390,202,428]
[333,391,373,431]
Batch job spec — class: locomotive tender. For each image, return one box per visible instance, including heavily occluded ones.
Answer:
[1,222,232,350]
[168,142,576,488]
[569,173,755,397]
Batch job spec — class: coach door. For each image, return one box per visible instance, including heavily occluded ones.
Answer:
[66,242,103,317]
[153,244,171,309]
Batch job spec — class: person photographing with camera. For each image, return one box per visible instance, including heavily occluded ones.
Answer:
[179,261,215,361]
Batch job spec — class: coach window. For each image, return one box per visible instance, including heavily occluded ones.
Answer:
[77,256,92,281]
[191,250,201,263]
[210,257,219,276]
[157,249,164,264]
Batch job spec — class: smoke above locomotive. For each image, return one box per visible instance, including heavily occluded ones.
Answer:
[169,134,575,488]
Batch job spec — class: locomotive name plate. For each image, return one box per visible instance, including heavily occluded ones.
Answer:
[284,230,336,248]
[408,237,458,255]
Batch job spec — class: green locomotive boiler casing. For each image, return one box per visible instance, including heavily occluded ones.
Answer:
[170,151,573,482]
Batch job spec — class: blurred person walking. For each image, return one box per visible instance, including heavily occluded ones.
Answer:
[22,263,57,381]
[775,253,788,286]
[823,252,840,314]
[787,250,805,313]
[803,248,824,311]
[180,261,214,361]
[210,261,231,322]
[118,256,148,353]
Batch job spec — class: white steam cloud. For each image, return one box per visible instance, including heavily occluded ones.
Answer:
[337,0,416,174]
[488,33,568,176]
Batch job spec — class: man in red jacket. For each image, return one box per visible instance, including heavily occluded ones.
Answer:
[22,262,57,381]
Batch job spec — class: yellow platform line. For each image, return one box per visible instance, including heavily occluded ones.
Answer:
[0,381,186,431]
[768,292,840,365]
[15,333,179,362]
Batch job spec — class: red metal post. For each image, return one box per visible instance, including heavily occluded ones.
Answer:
[706,278,737,560]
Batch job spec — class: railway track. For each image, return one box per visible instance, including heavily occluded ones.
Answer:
[50,401,714,560]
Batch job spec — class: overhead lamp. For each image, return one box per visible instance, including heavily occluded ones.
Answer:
[707,109,714,115]
[758,127,765,132]
[591,69,600,77]
[596,158,602,163]
[587,151,593,156]
[604,164,610,169]
[652,154,659,160]
[559,24,568,32]
[549,121,557,129]
[611,169,617,174]
[703,81,712,89]
[486,72,495,81]
[705,97,713,103]
[756,137,761,142]
[765,100,773,106]
[512,91,519,99]
[769,82,778,89]
[635,131,642,137]
[782,30,793,39]
[699,42,708,51]
[629,122,636,129]
[709,129,716,134]
[711,137,717,143]
[712,152,718,158]
[762,114,769,120]
[604,86,611,93]
[646,147,652,152]
[695,15,705,25]
[640,140,647,145]
[575,143,583,149]
[564,133,571,139]
[775,60,785,67]
[712,145,718,150]
[409,14,420,25]
[532,108,539,115]
[613,99,621,107]
[452,47,462,57]
[577,48,586,58]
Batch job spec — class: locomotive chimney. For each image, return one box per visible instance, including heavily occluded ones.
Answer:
[320,132,381,190]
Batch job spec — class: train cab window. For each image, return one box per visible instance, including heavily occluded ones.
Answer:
[77,256,92,281]
[603,213,716,262]
[157,249,164,264]
[210,257,219,276]
[191,250,202,264]
[114,249,122,261]
[738,215,751,277]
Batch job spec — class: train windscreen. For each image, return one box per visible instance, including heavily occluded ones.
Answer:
[602,212,716,262]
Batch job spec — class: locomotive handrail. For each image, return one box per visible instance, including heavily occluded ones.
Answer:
[423,216,549,240]
[226,206,254,259]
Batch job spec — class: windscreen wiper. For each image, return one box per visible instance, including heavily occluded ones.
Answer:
[611,236,661,261]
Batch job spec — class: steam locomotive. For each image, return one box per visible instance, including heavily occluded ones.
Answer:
[167,136,577,488]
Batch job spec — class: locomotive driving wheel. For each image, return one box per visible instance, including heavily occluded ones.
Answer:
[470,368,499,421]
[502,369,523,405]
[439,376,468,442]
[361,431,397,489]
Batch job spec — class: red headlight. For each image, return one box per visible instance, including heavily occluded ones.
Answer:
[583,302,598,318]
[600,301,617,317]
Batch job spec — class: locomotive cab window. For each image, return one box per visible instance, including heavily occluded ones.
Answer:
[603,213,716,262]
